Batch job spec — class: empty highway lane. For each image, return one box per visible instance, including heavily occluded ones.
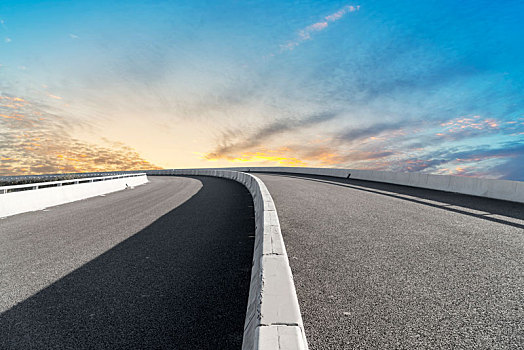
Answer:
[0,176,255,349]
[255,173,524,349]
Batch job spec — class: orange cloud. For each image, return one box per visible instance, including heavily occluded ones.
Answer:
[203,143,394,168]
[0,94,161,175]
[0,97,25,103]
[232,152,307,166]
[0,114,23,120]
[436,115,501,138]
[205,147,307,166]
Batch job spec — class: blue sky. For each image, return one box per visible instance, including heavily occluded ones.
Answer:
[1,0,523,179]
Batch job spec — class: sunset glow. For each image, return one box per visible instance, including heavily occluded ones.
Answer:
[1,1,523,179]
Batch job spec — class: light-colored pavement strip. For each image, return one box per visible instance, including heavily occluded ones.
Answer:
[255,173,524,349]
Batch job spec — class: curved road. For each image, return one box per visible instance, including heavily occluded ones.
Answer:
[0,176,255,349]
[255,173,524,350]
[2,172,523,349]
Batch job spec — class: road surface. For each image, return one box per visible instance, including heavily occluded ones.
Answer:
[0,176,255,349]
[255,173,524,350]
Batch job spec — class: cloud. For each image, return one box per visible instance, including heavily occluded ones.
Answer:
[334,115,521,154]
[281,4,360,51]
[300,147,395,165]
[2,2,520,182]
[69,33,79,39]
[415,116,524,148]
[0,94,161,175]
[218,148,308,166]
[336,121,410,143]
[204,111,339,160]
[298,22,328,40]
[48,93,63,100]
[206,142,396,168]
[4,37,11,43]
[202,112,523,181]
[435,115,500,138]
[357,139,524,179]
[331,116,524,176]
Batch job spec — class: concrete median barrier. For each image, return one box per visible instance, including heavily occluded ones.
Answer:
[146,169,308,350]
[235,167,523,203]
[0,173,148,218]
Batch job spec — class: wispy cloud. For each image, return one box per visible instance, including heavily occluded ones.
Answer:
[203,112,523,181]
[332,117,524,179]
[0,94,160,175]
[432,115,502,139]
[280,4,360,51]
[204,111,339,160]
[206,143,395,168]
[397,142,524,180]
[336,121,410,143]
[2,1,521,181]
[47,93,63,100]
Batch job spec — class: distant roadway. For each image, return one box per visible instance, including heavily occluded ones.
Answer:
[255,173,524,349]
[0,176,255,349]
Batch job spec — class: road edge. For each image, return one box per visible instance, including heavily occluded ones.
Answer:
[148,169,308,350]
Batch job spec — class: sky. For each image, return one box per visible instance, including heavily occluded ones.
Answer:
[1,0,523,180]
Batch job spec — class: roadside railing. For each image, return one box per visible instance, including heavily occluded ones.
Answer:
[0,173,146,194]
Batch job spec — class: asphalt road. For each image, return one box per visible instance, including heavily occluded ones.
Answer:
[254,173,524,350]
[0,176,255,349]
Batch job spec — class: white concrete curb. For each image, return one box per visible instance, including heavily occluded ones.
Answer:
[0,173,148,218]
[146,169,308,350]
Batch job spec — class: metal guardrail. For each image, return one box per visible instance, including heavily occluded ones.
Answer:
[0,173,146,194]
[0,171,142,186]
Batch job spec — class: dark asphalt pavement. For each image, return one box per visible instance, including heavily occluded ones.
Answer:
[0,176,255,349]
[254,173,524,350]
